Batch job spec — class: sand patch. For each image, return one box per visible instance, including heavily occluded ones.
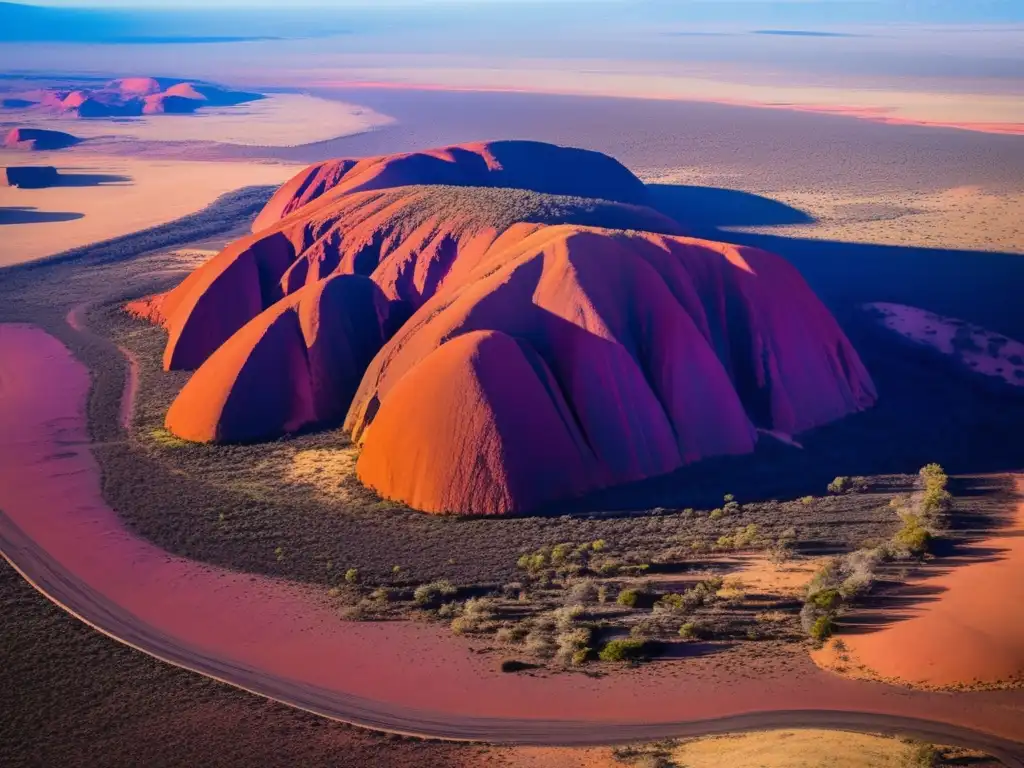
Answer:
[0,156,303,266]
[485,746,618,768]
[284,447,362,501]
[727,554,824,597]
[865,303,1024,388]
[733,185,1024,253]
[814,476,1024,689]
[671,729,963,768]
[1,93,392,148]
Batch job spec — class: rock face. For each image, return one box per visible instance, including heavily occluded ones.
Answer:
[149,180,684,373]
[5,77,261,119]
[166,275,391,443]
[3,127,80,151]
[2,165,59,188]
[251,140,652,232]
[132,141,877,515]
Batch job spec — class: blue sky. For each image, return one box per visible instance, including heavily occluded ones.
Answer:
[12,0,1024,23]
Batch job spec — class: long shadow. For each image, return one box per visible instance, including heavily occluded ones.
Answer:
[0,206,84,225]
[650,183,1024,339]
[53,173,131,188]
[647,183,815,234]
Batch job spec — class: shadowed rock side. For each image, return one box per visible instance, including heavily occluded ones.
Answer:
[3,127,80,151]
[251,140,652,232]
[131,143,876,514]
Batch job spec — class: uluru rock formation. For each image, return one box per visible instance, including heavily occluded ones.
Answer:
[130,140,877,515]
[3,127,80,151]
[4,77,261,119]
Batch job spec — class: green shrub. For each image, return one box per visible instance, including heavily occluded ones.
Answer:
[654,593,687,614]
[723,494,735,503]
[598,638,648,662]
[828,476,851,494]
[905,741,941,768]
[617,588,640,608]
[801,496,814,505]
[809,588,842,611]
[732,524,759,549]
[550,542,574,565]
[678,621,708,640]
[920,486,952,515]
[919,463,948,490]
[414,579,457,604]
[591,539,607,552]
[344,568,360,584]
[709,508,724,520]
[893,518,931,556]
[810,615,835,643]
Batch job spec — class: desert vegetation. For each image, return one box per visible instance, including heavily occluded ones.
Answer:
[801,464,953,644]
[63,297,1012,675]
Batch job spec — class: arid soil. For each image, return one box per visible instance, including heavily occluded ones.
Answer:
[813,476,1024,689]
[0,156,301,266]
[2,321,1024,761]
[0,560,475,768]
[1,86,1023,764]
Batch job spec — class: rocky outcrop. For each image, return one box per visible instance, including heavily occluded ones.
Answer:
[131,142,877,515]
[3,128,80,151]
[6,77,261,119]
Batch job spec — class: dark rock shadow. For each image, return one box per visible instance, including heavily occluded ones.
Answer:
[647,183,814,236]
[53,173,131,188]
[0,206,84,225]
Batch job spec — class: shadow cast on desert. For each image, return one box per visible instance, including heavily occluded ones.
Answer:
[53,172,132,188]
[0,206,85,225]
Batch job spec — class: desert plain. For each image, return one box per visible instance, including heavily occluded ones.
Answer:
[2,3,1024,767]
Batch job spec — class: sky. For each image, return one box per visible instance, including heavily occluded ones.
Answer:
[8,0,1024,24]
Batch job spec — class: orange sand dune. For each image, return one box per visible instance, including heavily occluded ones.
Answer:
[837,477,1024,688]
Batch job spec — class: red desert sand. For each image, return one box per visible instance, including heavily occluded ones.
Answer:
[2,322,1023,742]
[866,303,1024,389]
[130,141,876,514]
[816,477,1024,688]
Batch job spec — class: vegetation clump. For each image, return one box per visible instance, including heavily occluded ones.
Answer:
[803,464,953,642]
[599,638,649,663]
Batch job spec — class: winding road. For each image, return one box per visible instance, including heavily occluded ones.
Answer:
[1,321,1022,763]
